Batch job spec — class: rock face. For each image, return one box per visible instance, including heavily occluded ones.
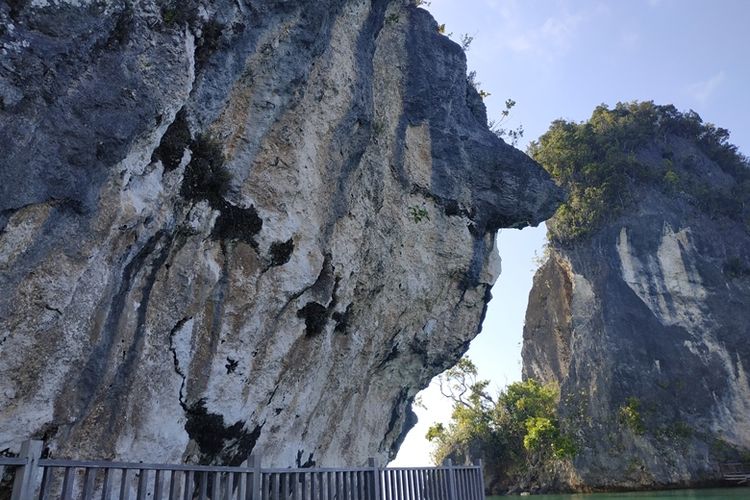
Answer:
[0,0,560,468]
[523,105,750,490]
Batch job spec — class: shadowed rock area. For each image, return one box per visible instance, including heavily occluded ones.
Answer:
[0,0,560,467]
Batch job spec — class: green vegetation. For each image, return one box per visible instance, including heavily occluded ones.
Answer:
[408,205,430,223]
[618,397,645,435]
[160,0,197,28]
[372,121,386,137]
[426,358,575,486]
[528,101,750,242]
[489,99,524,147]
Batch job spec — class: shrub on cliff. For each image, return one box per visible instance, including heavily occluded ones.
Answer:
[426,358,575,492]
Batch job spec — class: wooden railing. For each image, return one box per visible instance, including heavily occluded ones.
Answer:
[0,440,485,500]
[720,462,750,484]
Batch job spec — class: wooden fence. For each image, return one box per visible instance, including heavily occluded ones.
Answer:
[720,462,750,484]
[0,440,485,500]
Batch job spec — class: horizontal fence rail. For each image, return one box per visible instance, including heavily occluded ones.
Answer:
[720,462,750,484]
[0,441,484,500]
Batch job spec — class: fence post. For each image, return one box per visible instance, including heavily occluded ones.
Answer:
[11,440,43,500]
[476,459,485,499]
[443,459,457,500]
[367,458,381,500]
[248,453,261,500]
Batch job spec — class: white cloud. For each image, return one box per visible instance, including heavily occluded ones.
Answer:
[685,71,726,104]
[502,11,584,57]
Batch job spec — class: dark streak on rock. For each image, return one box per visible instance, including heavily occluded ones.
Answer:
[72,230,168,418]
[211,201,263,246]
[376,343,399,370]
[107,230,176,422]
[180,135,229,204]
[179,135,263,246]
[297,302,328,337]
[296,449,316,468]
[269,238,294,267]
[225,357,238,374]
[195,19,225,72]
[184,399,263,465]
[382,388,416,458]
[168,316,192,407]
[410,184,474,220]
[323,0,390,240]
[266,384,279,405]
[152,107,191,171]
[332,303,352,334]
[44,304,62,315]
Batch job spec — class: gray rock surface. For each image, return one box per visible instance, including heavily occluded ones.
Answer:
[523,133,750,489]
[0,0,560,467]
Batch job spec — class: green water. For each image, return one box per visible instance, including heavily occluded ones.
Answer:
[489,487,750,499]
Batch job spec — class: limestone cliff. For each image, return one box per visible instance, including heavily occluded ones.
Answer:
[523,103,750,490]
[0,0,560,468]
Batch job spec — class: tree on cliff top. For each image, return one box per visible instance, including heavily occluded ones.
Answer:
[529,101,750,242]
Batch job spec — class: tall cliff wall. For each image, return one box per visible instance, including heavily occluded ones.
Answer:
[0,0,560,467]
[523,103,750,490]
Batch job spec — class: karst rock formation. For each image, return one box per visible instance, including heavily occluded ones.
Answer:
[0,0,560,468]
[524,103,750,490]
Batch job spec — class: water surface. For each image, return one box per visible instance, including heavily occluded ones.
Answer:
[489,487,750,499]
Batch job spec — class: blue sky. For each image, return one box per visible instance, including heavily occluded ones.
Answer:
[392,0,750,466]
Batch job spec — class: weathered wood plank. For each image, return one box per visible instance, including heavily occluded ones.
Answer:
[120,468,132,500]
[168,470,181,500]
[154,469,164,500]
[83,468,97,500]
[183,470,194,500]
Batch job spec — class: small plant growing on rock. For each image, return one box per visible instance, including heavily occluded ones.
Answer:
[385,13,400,25]
[490,99,524,147]
[619,397,645,435]
[459,33,473,51]
[409,205,429,223]
[159,0,199,28]
[372,120,386,137]
[663,169,680,189]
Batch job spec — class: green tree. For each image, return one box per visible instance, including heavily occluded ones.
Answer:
[426,358,576,490]
[529,101,750,242]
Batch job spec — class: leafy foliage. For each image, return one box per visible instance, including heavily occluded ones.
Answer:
[529,101,750,242]
[427,358,575,488]
[489,99,524,147]
[618,397,645,435]
[408,205,430,223]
